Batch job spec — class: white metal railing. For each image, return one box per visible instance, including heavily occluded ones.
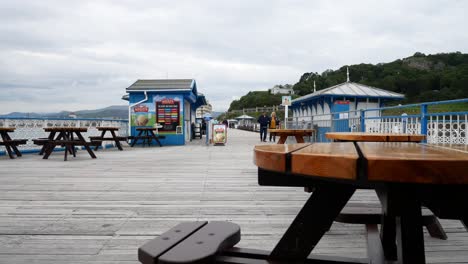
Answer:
[427,114,467,144]
[289,105,467,145]
[0,118,129,152]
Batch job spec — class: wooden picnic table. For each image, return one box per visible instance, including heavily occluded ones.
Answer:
[324,131,442,248]
[254,142,468,263]
[269,129,315,144]
[0,127,27,159]
[89,126,127,151]
[131,127,163,147]
[39,127,98,161]
[326,132,425,142]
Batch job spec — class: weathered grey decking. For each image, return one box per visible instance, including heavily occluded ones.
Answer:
[0,129,467,263]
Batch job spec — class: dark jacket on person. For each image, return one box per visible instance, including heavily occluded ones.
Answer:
[257,115,270,127]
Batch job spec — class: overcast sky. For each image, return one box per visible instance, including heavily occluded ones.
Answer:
[1,0,467,114]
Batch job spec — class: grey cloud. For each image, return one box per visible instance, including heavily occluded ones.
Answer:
[0,0,467,114]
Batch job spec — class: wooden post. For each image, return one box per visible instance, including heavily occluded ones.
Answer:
[420,104,428,143]
[360,110,366,132]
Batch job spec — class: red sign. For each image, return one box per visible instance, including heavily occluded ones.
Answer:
[161,98,175,104]
[133,105,149,112]
[334,100,350,105]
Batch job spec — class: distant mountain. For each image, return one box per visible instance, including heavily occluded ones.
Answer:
[0,105,128,119]
[211,111,223,118]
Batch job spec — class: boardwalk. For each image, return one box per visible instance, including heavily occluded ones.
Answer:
[0,129,467,263]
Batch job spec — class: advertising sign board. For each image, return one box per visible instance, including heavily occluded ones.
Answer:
[212,124,227,145]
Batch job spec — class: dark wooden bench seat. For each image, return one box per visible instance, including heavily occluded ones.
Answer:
[139,221,370,264]
[40,140,101,161]
[44,140,100,146]
[0,139,28,145]
[132,135,166,140]
[139,221,240,264]
[336,203,448,240]
[89,136,127,141]
[32,138,49,145]
[0,139,27,158]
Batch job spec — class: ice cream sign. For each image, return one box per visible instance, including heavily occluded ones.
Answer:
[133,105,149,112]
[212,124,227,145]
[131,103,154,127]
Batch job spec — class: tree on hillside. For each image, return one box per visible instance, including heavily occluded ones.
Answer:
[291,52,468,103]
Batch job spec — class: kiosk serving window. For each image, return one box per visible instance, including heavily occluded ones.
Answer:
[156,98,180,132]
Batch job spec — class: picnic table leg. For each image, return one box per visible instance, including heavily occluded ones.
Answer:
[2,132,22,158]
[294,135,305,143]
[380,214,397,260]
[39,131,56,155]
[269,184,355,261]
[146,130,151,146]
[378,188,426,264]
[149,130,162,147]
[131,130,144,147]
[95,130,106,150]
[462,218,468,231]
[5,134,22,157]
[110,130,123,150]
[277,135,287,144]
[424,215,448,240]
[11,144,22,157]
[3,144,15,159]
[69,132,76,157]
[43,142,55,159]
[396,202,426,264]
[43,131,65,159]
[64,144,68,161]
[75,132,96,159]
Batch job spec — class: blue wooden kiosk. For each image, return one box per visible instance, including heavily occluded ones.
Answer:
[123,79,207,146]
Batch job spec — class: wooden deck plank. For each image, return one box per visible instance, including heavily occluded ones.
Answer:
[0,129,467,263]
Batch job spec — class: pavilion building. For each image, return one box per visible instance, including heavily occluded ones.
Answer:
[291,69,404,139]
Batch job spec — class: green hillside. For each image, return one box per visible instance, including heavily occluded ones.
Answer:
[227,52,468,112]
[228,91,298,111]
[294,52,468,103]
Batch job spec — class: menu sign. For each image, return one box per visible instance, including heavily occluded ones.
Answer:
[156,99,180,132]
[212,124,227,145]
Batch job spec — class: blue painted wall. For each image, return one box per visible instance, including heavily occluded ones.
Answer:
[128,91,192,146]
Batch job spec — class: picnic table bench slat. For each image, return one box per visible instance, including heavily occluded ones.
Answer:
[158,221,241,264]
[89,136,127,141]
[139,221,241,264]
[139,221,207,264]
[0,139,28,145]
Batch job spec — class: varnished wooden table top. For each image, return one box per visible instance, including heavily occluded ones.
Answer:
[269,129,315,134]
[0,127,15,132]
[96,126,120,131]
[44,127,88,132]
[325,132,425,142]
[254,142,468,184]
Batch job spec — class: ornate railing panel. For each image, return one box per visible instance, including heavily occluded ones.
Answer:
[290,98,468,144]
[0,118,128,152]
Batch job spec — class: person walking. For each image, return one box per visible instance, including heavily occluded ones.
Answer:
[257,112,269,142]
[269,112,280,142]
